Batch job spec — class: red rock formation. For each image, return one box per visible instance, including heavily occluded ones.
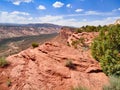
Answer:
[68,32,99,47]
[0,29,108,90]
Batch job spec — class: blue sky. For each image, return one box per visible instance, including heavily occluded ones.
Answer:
[0,0,120,27]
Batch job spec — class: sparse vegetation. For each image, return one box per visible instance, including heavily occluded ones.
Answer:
[91,24,120,76]
[71,37,88,50]
[72,86,88,90]
[65,59,75,69]
[0,57,8,67]
[75,25,103,33]
[76,28,82,33]
[32,42,39,48]
[71,40,79,49]
[67,42,70,46]
[6,79,12,87]
[103,76,120,90]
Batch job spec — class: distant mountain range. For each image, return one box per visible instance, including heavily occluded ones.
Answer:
[0,23,62,40]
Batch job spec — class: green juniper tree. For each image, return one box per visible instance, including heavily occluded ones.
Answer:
[91,25,120,76]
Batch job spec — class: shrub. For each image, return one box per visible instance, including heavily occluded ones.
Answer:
[74,25,111,33]
[67,42,70,46]
[32,42,39,48]
[103,76,120,90]
[71,40,79,49]
[75,28,82,33]
[71,37,87,49]
[78,37,88,48]
[91,25,120,76]
[72,86,88,90]
[75,25,103,33]
[65,60,75,69]
[6,79,11,87]
[0,57,8,67]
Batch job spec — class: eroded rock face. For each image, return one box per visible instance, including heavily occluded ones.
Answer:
[68,32,99,47]
[1,31,108,90]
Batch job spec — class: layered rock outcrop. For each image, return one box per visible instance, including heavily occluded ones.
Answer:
[0,29,108,90]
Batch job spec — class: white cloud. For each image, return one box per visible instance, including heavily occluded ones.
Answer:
[83,19,87,21]
[11,11,30,15]
[112,8,120,12]
[10,0,33,5]
[13,1,20,5]
[118,8,120,11]
[66,4,72,8]
[53,1,64,8]
[60,11,113,17]
[85,11,99,15]
[0,10,118,27]
[75,9,83,12]
[51,17,118,27]
[0,11,30,23]
[37,5,46,10]
[35,16,120,27]
[84,11,113,16]
[37,15,63,22]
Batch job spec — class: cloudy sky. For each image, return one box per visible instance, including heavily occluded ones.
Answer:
[0,0,120,27]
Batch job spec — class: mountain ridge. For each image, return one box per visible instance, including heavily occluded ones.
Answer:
[0,23,61,40]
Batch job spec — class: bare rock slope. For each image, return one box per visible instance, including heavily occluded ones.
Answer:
[1,29,108,90]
